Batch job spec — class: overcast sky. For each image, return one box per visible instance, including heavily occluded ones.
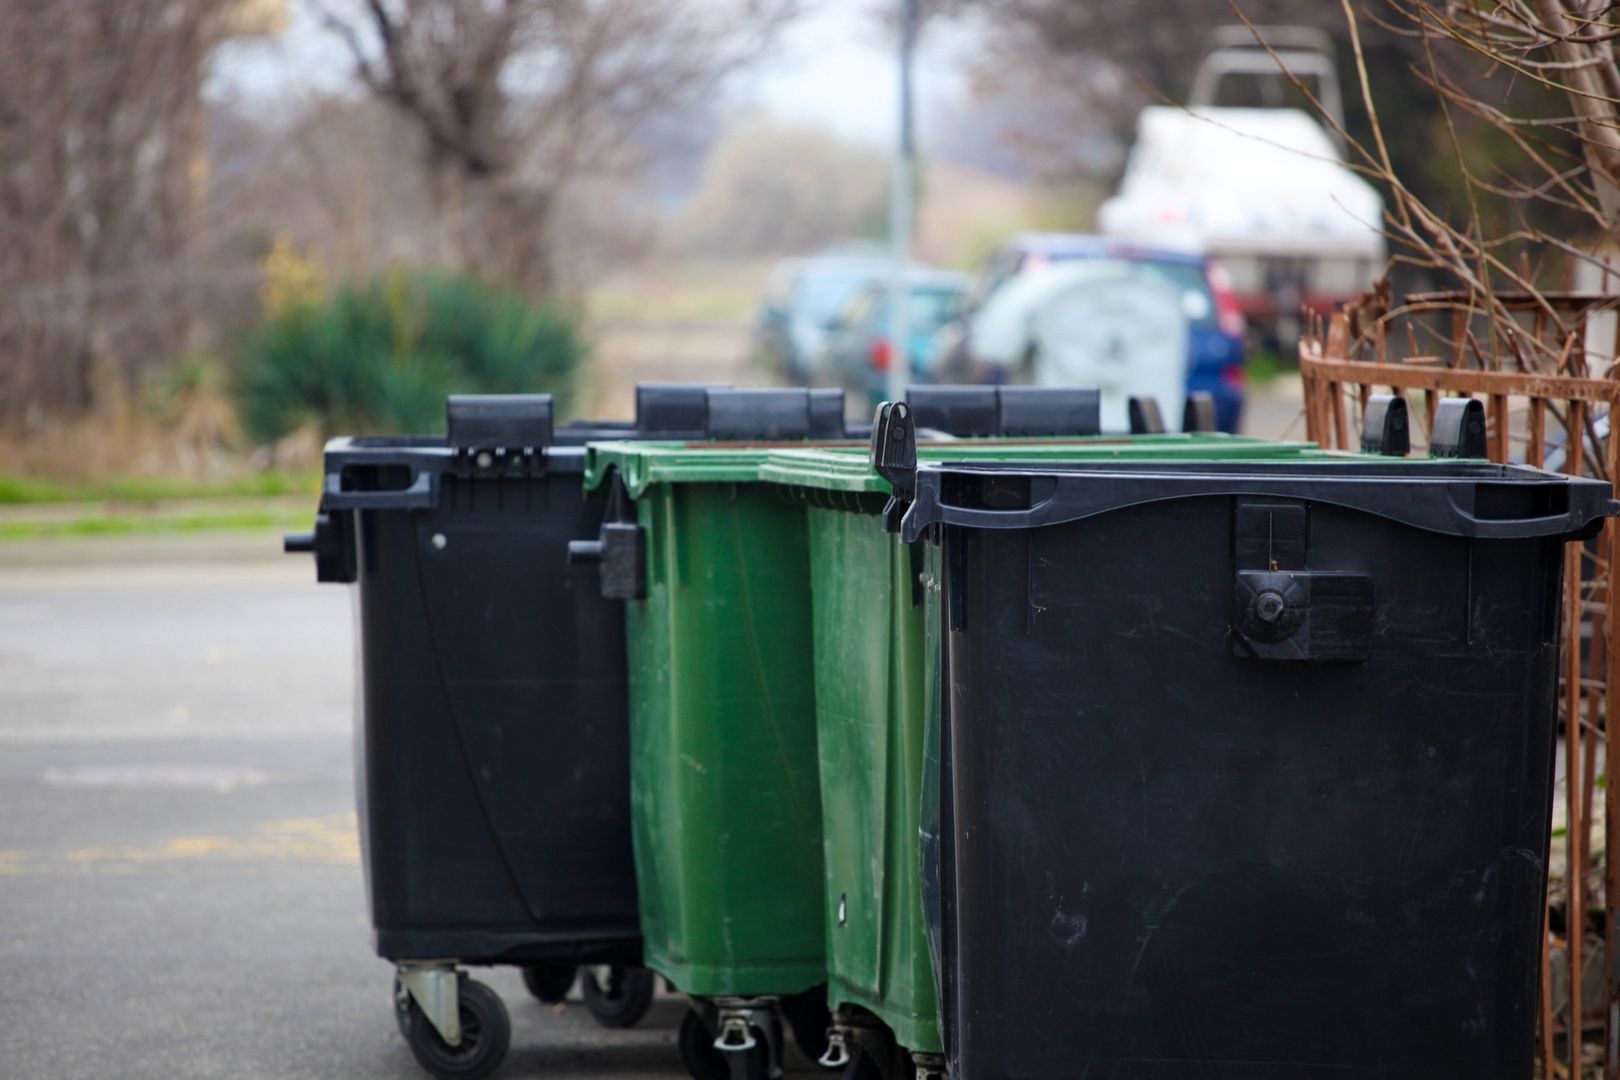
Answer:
[210,0,971,147]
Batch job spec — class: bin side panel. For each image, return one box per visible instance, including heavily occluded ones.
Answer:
[627,483,826,996]
[354,490,639,962]
[944,498,1560,1079]
[807,508,943,1053]
[412,473,641,937]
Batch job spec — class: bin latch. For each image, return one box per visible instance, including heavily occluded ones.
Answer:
[1232,501,1373,662]
[1430,397,1487,459]
[871,400,918,533]
[1360,394,1410,456]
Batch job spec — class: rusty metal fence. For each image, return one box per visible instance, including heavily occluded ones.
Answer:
[1300,292,1620,1077]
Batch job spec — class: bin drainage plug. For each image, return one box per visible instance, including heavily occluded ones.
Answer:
[817,1027,851,1068]
[715,1011,758,1052]
[913,1054,947,1080]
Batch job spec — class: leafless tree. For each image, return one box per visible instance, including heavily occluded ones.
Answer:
[314,0,800,296]
[673,114,890,257]
[0,0,234,424]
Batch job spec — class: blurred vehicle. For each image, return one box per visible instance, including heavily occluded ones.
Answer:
[1098,27,1386,342]
[937,233,1248,431]
[755,245,909,380]
[824,269,972,413]
[969,259,1190,433]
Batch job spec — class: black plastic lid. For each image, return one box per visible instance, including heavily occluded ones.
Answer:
[900,458,1617,543]
[704,387,847,440]
[907,385,1102,438]
[998,387,1100,437]
[907,386,998,437]
[636,382,730,435]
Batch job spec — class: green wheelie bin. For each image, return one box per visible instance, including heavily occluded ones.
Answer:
[754,415,1331,1080]
[579,387,1321,1080]
[580,433,839,1080]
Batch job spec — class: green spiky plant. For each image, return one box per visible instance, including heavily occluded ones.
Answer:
[233,267,587,442]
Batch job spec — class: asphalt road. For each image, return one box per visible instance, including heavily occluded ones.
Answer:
[0,542,815,1079]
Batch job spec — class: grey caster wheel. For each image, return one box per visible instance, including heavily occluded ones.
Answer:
[581,965,656,1028]
[401,975,511,1080]
[521,962,577,1004]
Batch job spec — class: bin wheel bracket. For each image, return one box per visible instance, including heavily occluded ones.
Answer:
[396,961,462,1047]
[711,997,785,1079]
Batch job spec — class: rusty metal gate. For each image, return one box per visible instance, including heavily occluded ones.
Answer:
[1301,291,1620,1077]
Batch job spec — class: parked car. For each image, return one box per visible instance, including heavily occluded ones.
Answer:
[969,259,1191,433]
[755,247,910,381]
[937,233,1248,431]
[1099,26,1386,341]
[823,269,972,414]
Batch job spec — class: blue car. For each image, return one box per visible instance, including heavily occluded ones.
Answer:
[940,233,1248,432]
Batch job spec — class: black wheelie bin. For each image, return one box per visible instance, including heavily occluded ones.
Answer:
[285,384,835,1080]
[896,453,1615,1079]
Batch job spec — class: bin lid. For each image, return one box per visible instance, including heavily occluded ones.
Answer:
[900,458,1618,542]
[756,435,1325,495]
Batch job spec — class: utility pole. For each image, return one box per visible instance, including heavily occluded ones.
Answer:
[885,0,918,405]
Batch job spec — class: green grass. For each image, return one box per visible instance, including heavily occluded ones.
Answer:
[0,470,321,506]
[1244,350,1290,388]
[0,505,311,541]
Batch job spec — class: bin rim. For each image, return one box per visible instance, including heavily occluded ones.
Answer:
[582,438,865,498]
[899,458,1619,542]
[755,435,1323,495]
[584,434,1310,498]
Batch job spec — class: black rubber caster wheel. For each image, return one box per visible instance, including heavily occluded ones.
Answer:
[725,1041,771,1080]
[581,965,656,1028]
[842,1051,883,1080]
[521,962,577,1004]
[781,987,832,1066]
[403,976,511,1080]
[678,1009,729,1080]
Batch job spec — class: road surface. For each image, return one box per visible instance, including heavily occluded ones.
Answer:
[0,540,818,1079]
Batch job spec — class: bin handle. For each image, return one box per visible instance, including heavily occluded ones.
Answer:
[319,468,438,510]
[901,472,1617,543]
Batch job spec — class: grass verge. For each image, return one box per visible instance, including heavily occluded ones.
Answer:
[0,470,321,506]
[0,506,310,542]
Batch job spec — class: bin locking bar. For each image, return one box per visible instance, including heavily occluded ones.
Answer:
[395,962,462,1047]
[569,474,647,600]
[1231,501,1373,663]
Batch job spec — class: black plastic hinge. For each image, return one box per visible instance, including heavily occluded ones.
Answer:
[871,400,919,533]
[1430,397,1487,459]
[447,394,553,477]
[1129,396,1166,435]
[1182,392,1218,433]
[1360,395,1410,456]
